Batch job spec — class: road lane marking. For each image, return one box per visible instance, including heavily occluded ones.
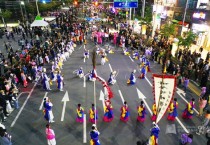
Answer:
[79,45,83,49]
[136,88,152,115]
[108,63,113,72]
[175,117,189,133]
[188,83,200,96]
[39,92,48,110]
[17,92,30,100]
[83,76,86,88]
[11,82,37,127]
[177,88,199,114]
[129,56,134,62]
[61,91,70,121]
[145,76,152,87]
[118,90,125,104]
[84,57,85,63]
[83,114,87,143]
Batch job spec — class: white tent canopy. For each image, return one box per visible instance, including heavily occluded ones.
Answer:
[31,20,49,27]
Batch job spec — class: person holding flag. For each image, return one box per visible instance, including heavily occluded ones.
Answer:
[120,101,130,122]
[103,99,114,122]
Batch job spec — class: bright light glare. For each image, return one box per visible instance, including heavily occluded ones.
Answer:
[20,1,24,5]
[43,0,46,4]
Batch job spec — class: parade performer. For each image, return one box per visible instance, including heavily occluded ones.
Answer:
[42,68,51,91]
[107,46,114,54]
[139,66,146,79]
[89,104,98,123]
[149,122,160,145]
[146,59,151,72]
[56,71,64,91]
[45,124,56,145]
[76,104,84,123]
[101,55,106,65]
[96,46,100,55]
[141,55,146,65]
[127,70,136,85]
[108,71,117,85]
[151,103,157,121]
[120,101,130,122]
[88,69,97,81]
[133,51,139,60]
[137,101,146,122]
[182,98,195,119]
[77,67,84,78]
[90,124,101,145]
[103,100,114,122]
[84,49,89,59]
[44,98,55,123]
[123,48,130,56]
[167,98,178,121]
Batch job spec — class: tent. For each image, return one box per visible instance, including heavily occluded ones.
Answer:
[31,15,49,27]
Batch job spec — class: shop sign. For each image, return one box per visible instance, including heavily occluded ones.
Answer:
[193,12,206,19]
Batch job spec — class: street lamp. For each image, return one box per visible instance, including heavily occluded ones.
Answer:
[20,1,27,22]
[36,0,40,16]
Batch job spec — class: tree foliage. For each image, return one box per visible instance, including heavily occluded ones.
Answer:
[178,30,198,49]
[160,23,177,39]
[138,6,153,27]
[1,10,12,21]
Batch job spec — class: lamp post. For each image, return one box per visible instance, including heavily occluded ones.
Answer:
[20,1,27,22]
[36,0,40,15]
[19,0,24,22]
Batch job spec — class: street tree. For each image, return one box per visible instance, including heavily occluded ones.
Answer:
[160,23,177,39]
[178,30,198,50]
[1,10,12,22]
[138,6,152,27]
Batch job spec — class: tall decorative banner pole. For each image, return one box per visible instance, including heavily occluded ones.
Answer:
[92,49,97,126]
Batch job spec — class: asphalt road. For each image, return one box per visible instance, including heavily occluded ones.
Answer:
[3,37,208,145]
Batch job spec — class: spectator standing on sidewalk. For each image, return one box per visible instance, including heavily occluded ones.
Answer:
[198,96,207,117]
[205,133,210,145]
[183,76,189,93]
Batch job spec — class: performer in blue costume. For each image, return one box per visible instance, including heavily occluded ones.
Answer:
[44,98,54,123]
[139,66,146,79]
[90,124,101,145]
[149,122,160,145]
[57,71,63,91]
[77,67,84,78]
[84,49,89,59]
[89,104,98,123]
[132,51,139,60]
[127,70,136,85]
[146,59,151,72]
[88,69,97,81]
[108,71,117,85]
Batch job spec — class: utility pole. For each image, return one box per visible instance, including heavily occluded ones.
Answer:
[182,0,189,34]
[0,9,6,28]
[141,0,145,18]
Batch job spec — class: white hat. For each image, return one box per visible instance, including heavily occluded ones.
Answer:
[112,71,116,74]
[43,68,46,72]
[133,69,136,73]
